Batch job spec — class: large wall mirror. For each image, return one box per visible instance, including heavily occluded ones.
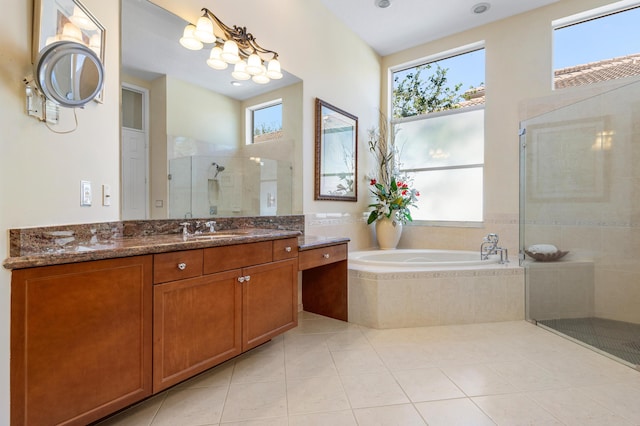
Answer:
[120,0,302,220]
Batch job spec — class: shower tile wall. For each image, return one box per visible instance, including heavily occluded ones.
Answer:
[523,81,640,325]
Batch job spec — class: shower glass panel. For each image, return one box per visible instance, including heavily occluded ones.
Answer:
[168,155,292,219]
[520,80,640,368]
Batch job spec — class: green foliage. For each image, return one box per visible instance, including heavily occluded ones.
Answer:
[392,64,465,119]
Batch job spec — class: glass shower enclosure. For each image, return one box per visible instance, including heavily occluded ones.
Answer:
[168,155,292,219]
[520,81,640,369]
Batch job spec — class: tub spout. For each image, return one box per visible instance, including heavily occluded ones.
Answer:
[480,233,499,260]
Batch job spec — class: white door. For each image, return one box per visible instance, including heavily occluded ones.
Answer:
[121,85,149,220]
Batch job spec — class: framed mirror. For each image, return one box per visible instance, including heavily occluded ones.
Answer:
[314,98,358,201]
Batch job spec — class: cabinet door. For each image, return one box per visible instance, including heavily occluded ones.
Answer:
[153,269,242,392]
[242,258,298,351]
[11,256,153,426]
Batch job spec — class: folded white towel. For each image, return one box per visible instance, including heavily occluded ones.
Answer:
[527,244,558,254]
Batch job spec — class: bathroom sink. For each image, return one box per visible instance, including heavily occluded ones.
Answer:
[188,231,251,240]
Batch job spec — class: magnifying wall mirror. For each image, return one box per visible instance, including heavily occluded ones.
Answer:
[35,41,104,107]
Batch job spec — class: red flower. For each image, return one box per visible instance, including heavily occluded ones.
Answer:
[396,181,403,187]
[402,190,407,195]
[416,191,420,197]
[370,179,377,185]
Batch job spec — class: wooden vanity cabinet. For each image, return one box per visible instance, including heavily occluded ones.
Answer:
[153,267,242,392]
[11,256,153,426]
[10,236,300,422]
[242,258,298,351]
[205,238,299,351]
[153,238,298,391]
[299,243,348,321]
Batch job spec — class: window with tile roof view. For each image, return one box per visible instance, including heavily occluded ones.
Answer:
[554,4,640,89]
[390,47,485,223]
[250,100,282,144]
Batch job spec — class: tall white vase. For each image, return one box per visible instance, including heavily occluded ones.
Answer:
[375,217,403,250]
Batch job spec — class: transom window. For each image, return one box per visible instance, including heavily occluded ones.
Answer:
[247,100,282,144]
[554,3,640,89]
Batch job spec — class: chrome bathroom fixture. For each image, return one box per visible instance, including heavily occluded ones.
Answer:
[480,233,509,263]
[211,162,225,178]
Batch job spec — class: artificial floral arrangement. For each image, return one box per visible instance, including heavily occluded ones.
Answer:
[366,119,420,225]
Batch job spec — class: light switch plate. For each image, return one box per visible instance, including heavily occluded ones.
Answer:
[81,180,92,206]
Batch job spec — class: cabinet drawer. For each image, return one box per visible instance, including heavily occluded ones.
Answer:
[204,241,273,274]
[154,250,203,284]
[273,238,299,261]
[298,244,347,270]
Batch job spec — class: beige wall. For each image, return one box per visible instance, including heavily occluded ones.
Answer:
[241,82,304,213]
[166,77,241,144]
[0,0,120,422]
[380,0,616,256]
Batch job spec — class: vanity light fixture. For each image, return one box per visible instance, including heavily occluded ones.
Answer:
[179,8,283,84]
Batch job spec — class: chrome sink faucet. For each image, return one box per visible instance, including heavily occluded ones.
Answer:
[205,221,216,233]
[179,222,191,237]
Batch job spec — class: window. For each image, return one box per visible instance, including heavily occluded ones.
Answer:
[248,100,282,144]
[391,47,485,223]
[554,4,640,89]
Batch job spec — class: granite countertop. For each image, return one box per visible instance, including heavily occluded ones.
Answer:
[298,235,350,251]
[4,216,350,270]
[4,228,305,270]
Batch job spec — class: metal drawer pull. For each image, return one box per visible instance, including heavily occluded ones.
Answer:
[238,275,251,283]
[285,246,292,252]
[245,275,251,281]
[238,276,245,283]
[177,262,187,270]
[323,253,330,259]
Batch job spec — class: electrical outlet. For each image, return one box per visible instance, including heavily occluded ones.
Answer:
[102,184,111,206]
[81,181,92,206]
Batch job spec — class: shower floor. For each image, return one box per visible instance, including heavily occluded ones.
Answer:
[538,317,640,366]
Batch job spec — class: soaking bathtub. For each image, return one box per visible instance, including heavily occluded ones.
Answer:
[347,249,524,329]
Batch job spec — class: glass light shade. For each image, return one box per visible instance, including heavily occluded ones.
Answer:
[252,67,270,84]
[194,16,215,43]
[231,61,251,80]
[61,23,83,43]
[246,54,263,75]
[266,59,283,79]
[89,34,101,56]
[89,33,101,49]
[179,24,203,50]
[206,46,228,70]
[220,40,240,63]
[69,6,97,31]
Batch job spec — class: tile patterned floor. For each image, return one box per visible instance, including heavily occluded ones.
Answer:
[538,317,640,366]
[97,312,640,425]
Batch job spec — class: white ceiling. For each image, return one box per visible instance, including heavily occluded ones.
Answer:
[318,0,561,56]
[121,0,561,99]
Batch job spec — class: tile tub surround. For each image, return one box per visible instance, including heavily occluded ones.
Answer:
[349,265,524,329]
[4,215,304,269]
